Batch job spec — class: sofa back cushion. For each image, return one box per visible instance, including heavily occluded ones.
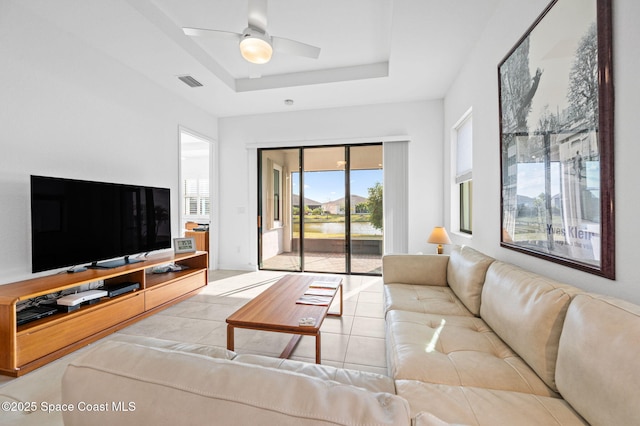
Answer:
[62,341,411,426]
[234,354,397,394]
[446,246,494,315]
[480,261,581,392]
[383,254,449,286]
[556,294,640,426]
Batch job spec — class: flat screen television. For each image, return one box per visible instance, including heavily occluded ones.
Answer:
[30,175,171,273]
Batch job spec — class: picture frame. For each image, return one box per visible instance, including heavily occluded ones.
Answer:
[498,0,614,279]
[174,237,196,254]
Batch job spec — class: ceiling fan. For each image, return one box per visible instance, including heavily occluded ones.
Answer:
[182,0,321,65]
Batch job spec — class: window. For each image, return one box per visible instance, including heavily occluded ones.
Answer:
[459,180,472,233]
[183,178,210,217]
[273,167,281,222]
[454,111,472,234]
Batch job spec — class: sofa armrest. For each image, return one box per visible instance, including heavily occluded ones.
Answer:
[382,255,449,286]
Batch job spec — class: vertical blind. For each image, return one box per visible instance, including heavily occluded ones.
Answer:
[383,141,409,254]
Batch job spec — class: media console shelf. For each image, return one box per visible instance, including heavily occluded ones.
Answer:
[0,251,208,377]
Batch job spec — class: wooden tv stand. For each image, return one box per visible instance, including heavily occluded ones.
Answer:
[0,251,208,377]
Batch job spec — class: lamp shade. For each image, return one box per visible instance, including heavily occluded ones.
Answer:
[427,227,452,245]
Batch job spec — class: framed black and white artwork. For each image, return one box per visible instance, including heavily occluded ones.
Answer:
[499,0,614,278]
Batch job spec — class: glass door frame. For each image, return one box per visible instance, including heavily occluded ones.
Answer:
[258,143,382,276]
[302,145,348,274]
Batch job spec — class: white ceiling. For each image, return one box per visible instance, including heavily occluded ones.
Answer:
[19,0,501,118]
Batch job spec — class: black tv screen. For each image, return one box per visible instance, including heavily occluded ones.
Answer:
[31,175,171,273]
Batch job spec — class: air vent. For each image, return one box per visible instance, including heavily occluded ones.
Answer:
[177,75,203,88]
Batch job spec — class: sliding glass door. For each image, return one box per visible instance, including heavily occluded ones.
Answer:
[259,148,301,271]
[302,146,347,273]
[258,144,383,275]
[349,145,383,273]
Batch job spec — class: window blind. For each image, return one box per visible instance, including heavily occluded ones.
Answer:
[456,116,473,184]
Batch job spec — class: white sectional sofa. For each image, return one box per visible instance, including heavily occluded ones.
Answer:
[61,246,640,425]
[61,335,411,425]
[384,246,640,425]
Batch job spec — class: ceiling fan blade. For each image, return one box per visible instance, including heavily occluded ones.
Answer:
[248,0,268,32]
[272,36,321,59]
[182,27,242,41]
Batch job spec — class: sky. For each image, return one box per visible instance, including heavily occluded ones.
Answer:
[516,162,561,198]
[516,161,599,198]
[292,169,383,203]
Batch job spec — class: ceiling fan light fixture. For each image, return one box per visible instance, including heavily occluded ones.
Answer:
[239,30,273,64]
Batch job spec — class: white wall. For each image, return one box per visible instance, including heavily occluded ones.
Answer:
[0,2,217,284]
[218,100,443,270]
[443,0,640,303]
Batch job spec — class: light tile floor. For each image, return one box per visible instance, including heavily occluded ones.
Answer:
[0,270,388,425]
[122,269,388,375]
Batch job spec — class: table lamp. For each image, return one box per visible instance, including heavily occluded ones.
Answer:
[427,226,452,254]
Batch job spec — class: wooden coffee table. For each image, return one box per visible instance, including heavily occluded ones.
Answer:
[226,274,343,364]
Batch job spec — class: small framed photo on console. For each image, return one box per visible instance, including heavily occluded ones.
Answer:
[174,237,196,254]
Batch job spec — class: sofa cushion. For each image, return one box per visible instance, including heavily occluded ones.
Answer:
[234,354,396,394]
[382,254,449,286]
[108,334,237,359]
[556,294,640,426]
[396,380,587,426]
[480,261,581,392]
[413,412,457,426]
[446,246,494,316]
[384,284,473,317]
[62,340,411,426]
[385,310,556,397]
